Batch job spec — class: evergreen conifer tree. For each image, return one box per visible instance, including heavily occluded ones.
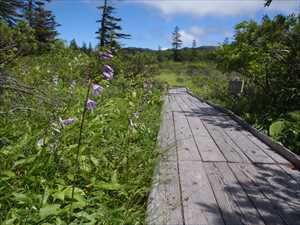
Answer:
[192,40,197,48]
[0,0,23,25]
[23,0,50,26]
[81,42,87,53]
[70,39,78,50]
[88,42,93,53]
[96,0,130,49]
[172,26,182,61]
[31,1,58,49]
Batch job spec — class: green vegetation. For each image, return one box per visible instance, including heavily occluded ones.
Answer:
[0,1,163,224]
[0,45,163,224]
[216,14,300,154]
[1,0,299,223]
[155,14,300,154]
[155,61,228,105]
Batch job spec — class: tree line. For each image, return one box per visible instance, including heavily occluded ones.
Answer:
[0,0,130,62]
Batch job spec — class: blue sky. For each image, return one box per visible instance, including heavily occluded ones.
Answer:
[48,0,299,49]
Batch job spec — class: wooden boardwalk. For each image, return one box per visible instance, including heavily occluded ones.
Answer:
[147,88,300,225]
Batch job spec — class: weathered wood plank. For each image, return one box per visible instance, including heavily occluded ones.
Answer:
[202,117,250,163]
[176,94,227,162]
[158,96,177,161]
[216,116,290,165]
[179,161,225,225]
[168,88,187,95]
[225,126,276,163]
[206,162,265,225]
[229,163,286,225]
[256,164,300,207]
[173,111,202,161]
[186,94,226,116]
[147,161,184,225]
[280,164,300,185]
[187,89,300,169]
[204,162,246,225]
[167,95,181,112]
[181,94,250,163]
[201,115,275,164]
[241,129,290,165]
[234,163,300,225]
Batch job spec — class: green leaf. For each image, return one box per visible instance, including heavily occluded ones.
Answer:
[96,182,121,191]
[1,170,15,178]
[14,156,36,167]
[52,190,65,202]
[13,193,31,204]
[90,156,99,167]
[39,204,61,219]
[269,120,286,138]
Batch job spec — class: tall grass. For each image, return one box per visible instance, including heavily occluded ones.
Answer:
[0,48,163,224]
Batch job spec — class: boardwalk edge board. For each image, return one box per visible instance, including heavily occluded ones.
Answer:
[186,89,300,169]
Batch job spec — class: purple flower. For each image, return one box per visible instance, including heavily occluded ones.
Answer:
[103,65,114,80]
[86,99,97,110]
[92,84,103,96]
[62,118,76,126]
[100,51,113,60]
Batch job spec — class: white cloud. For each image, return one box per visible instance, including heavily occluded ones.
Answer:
[177,26,216,46]
[179,30,197,45]
[137,0,298,17]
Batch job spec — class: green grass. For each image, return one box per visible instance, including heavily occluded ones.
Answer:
[0,49,163,224]
[155,61,229,105]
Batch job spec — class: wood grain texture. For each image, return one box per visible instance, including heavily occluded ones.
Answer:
[173,111,202,161]
[204,162,265,225]
[230,163,286,225]
[147,161,184,225]
[158,96,177,161]
[176,94,226,162]
[147,89,300,225]
[179,161,225,225]
[233,163,300,225]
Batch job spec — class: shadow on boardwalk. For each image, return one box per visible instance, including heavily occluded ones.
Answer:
[147,89,300,225]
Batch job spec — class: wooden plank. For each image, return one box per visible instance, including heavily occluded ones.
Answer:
[199,116,250,163]
[168,88,187,95]
[256,164,300,207]
[173,94,191,112]
[186,94,226,116]
[167,95,181,112]
[179,161,225,225]
[204,162,249,225]
[187,89,300,169]
[280,164,300,185]
[202,115,276,164]
[207,162,266,225]
[225,126,276,163]
[173,111,202,161]
[234,163,300,225]
[158,97,177,161]
[147,161,184,225]
[182,95,250,163]
[187,89,300,168]
[176,95,226,162]
[230,163,286,225]
[217,116,290,165]
[241,129,290,165]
